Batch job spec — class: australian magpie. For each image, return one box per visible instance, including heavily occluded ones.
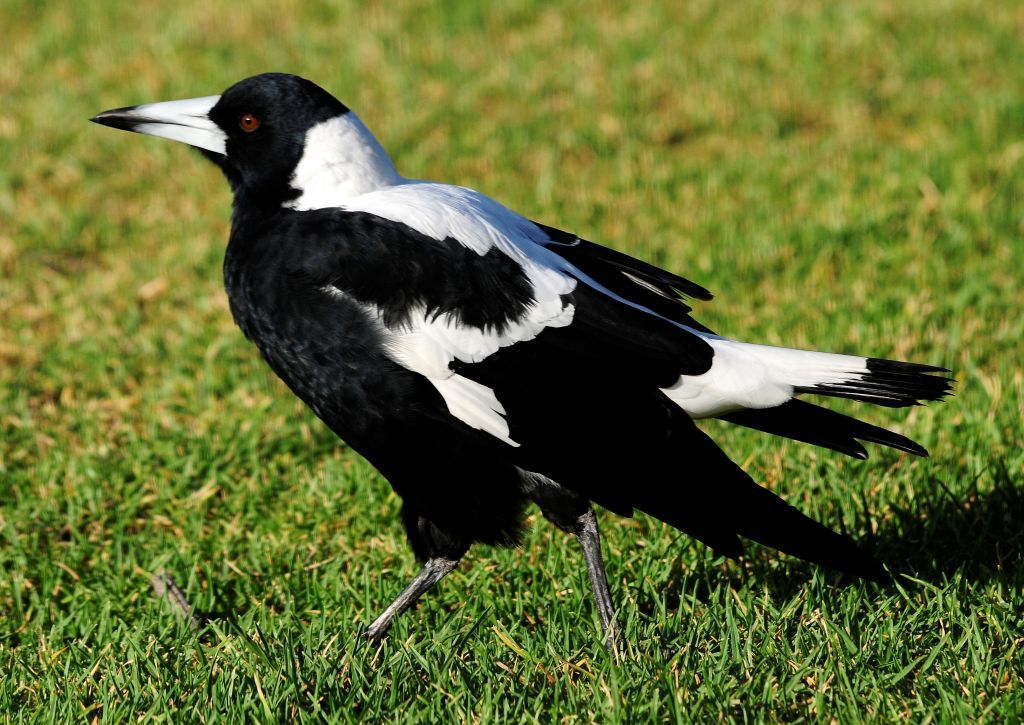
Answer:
[92,73,951,649]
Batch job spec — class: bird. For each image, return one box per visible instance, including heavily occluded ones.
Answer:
[91,73,951,650]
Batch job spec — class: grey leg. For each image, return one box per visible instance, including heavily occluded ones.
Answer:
[365,557,460,643]
[573,509,621,656]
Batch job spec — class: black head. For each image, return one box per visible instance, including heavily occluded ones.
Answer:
[91,73,351,204]
[209,73,349,199]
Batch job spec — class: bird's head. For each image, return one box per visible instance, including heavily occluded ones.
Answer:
[91,73,399,207]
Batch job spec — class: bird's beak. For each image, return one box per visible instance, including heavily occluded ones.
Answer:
[90,95,227,156]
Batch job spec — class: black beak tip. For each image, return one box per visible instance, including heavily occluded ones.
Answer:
[90,106,141,131]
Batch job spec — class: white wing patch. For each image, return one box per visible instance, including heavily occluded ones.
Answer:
[433,375,516,446]
[340,183,536,254]
[322,285,574,447]
[381,301,576,377]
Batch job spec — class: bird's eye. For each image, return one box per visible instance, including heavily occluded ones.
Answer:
[239,113,261,132]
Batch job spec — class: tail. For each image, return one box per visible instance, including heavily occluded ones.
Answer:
[668,339,952,419]
[722,399,930,459]
[630,417,891,582]
[668,338,953,456]
[730,478,891,583]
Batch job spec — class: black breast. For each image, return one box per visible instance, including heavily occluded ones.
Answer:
[223,220,416,444]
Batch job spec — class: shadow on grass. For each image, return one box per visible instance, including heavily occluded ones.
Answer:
[645,462,1024,612]
[872,462,1024,584]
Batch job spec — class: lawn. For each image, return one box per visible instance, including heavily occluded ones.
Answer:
[2,0,1022,720]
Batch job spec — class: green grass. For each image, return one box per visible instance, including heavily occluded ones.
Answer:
[2,0,1023,720]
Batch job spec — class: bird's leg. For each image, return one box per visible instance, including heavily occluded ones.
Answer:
[571,508,621,657]
[527,478,621,655]
[364,556,459,644]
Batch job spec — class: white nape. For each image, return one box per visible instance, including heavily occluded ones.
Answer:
[286,114,402,209]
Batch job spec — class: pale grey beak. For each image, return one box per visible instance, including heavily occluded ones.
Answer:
[91,95,226,156]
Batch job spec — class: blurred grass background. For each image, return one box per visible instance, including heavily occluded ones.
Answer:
[2,0,1022,720]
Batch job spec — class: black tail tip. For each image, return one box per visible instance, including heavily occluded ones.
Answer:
[865,357,956,404]
[866,358,950,375]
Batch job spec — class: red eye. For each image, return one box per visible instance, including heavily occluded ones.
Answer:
[239,113,260,132]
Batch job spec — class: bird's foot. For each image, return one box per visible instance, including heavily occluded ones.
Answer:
[363,621,389,645]
[361,556,461,648]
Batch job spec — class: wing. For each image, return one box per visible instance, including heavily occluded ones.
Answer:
[290,181,715,447]
[532,220,717,335]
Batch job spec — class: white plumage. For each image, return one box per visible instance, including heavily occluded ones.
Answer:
[664,340,873,418]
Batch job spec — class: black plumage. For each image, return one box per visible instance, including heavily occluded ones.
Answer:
[91,73,952,649]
